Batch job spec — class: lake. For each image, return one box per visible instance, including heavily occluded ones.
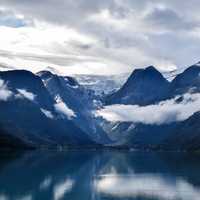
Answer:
[0,150,200,200]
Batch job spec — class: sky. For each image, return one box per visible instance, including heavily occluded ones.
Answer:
[0,0,200,75]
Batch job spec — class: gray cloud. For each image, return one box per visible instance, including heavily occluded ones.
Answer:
[0,49,100,67]
[145,8,197,31]
[0,0,200,74]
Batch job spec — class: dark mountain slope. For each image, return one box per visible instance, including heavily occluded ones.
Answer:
[0,70,96,147]
[162,112,200,151]
[105,66,170,105]
[170,64,200,96]
[37,70,111,144]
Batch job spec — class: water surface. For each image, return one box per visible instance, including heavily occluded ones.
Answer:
[0,150,200,200]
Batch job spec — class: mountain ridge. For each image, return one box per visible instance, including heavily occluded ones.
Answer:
[0,63,200,150]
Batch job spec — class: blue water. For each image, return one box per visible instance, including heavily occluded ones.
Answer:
[0,150,200,200]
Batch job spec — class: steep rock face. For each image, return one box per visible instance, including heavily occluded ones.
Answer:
[106,110,200,151]
[37,71,111,144]
[0,70,96,147]
[104,121,178,149]
[105,66,170,106]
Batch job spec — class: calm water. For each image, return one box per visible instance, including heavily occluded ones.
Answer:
[0,150,200,200]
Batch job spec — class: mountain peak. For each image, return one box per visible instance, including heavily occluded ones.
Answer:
[170,63,200,95]
[129,66,166,83]
[105,66,169,105]
[195,61,200,65]
[37,70,55,79]
[145,65,157,71]
[64,76,79,87]
[0,69,43,90]
[0,69,35,77]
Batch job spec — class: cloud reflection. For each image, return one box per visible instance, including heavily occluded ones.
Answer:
[17,194,32,200]
[53,178,74,200]
[39,176,52,190]
[95,174,200,200]
[0,194,8,200]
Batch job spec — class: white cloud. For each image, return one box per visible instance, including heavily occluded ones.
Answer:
[96,93,200,125]
[17,89,36,101]
[40,108,54,119]
[1,1,200,74]
[0,79,13,101]
[54,102,76,120]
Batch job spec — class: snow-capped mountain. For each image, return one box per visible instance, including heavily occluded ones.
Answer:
[74,73,128,96]
[99,63,200,150]
[0,70,101,147]
[37,70,110,144]
[1,62,200,150]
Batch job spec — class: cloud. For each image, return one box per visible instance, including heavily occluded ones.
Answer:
[17,89,36,101]
[54,102,76,120]
[0,1,200,74]
[144,7,197,31]
[0,79,13,101]
[96,93,200,125]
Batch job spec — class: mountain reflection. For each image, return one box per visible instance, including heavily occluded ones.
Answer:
[0,151,200,200]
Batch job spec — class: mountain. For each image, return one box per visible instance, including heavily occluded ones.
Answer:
[104,110,200,151]
[0,126,31,149]
[105,66,170,105]
[1,62,200,150]
[74,73,128,96]
[0,70,98,148]
[170,63,200,96]
[162,112,200,151]
[102,64,200,151]
[37,71,111,144]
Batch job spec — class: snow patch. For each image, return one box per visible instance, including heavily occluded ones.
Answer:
[17,89,36,101]
[0,79,13,101]
[54,102,76,120]
[40,108,54,119]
